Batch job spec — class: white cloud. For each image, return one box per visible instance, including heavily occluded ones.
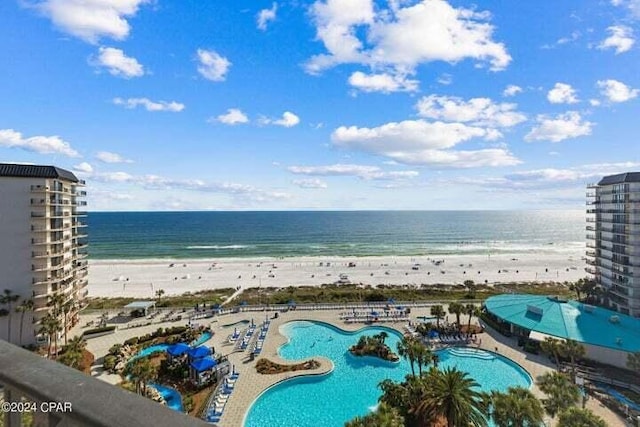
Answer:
[213,108,250,125]
[91,47,144,78]
[437,73,453,85]
[502,85,522,97]
[547,83,579,104]
[415,95,526,128]
[113,97,185,112]
[525,111,593,143]
[196,49,231,82]
[611,0,640,19]
[257,3,278,31]
[306,0,511,76]
[96,151,133,164]
[589,99,601,106]
[331,120,519,168]
[90,171,291,201]
[287,164,419,180]
[597,79,639,102]
[261,111,300,127]
[33,0,150,43]
[598,25,635,54]
[348,71,418,93]
[0,128,80,157]
[292,178,328,189]
[73,162,93,173]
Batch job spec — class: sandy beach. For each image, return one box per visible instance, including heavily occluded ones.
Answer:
[87,252,587,298]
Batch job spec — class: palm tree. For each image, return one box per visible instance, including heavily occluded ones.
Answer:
[559,339,585,382]
[1,289,20,342]
[38,313,62,358]
[47,292,65,317]
[0,308,9,341]
[378,331,389,345]
[60,336,87,370]
[487,386,544,427]
[15,298,34,346]
[155,289,165,301]
[414,341,432,376]
[397,336,417,377]
[540,337,563,370]
[465,304,479,330]
[537,372,580,418]
[557,407,606,427]
[430,305,445,328]
[126,358,157,395]
[345,402,405,427]
[62,300,74,346]
[448,302,464,327]
[413,367,488,427]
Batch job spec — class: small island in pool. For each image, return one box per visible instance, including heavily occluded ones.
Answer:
[256,358,321,374]
[349,332,399,362]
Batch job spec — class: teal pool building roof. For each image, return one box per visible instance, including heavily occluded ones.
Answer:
[485,294,640,352]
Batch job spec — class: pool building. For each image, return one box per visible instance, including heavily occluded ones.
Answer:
[484,294,640,368]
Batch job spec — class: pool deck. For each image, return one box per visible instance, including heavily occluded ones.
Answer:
[76,306,626,427]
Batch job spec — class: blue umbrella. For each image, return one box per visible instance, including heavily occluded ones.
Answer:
[167,343,190,357]
[428,330,439,338]
[187,346,212,360]
[190,357,217,372]
[387,298,396,304]
[288,300,296,306]
[239,301,248,306]
[371,311,379,317]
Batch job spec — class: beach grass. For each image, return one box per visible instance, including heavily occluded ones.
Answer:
[84,288,236,310]
[232,282,573,305]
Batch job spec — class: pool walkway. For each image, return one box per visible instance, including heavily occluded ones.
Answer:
[77,305,626,427]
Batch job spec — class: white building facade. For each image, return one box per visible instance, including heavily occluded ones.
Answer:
[587,172,640,317]
[0,163,88,346]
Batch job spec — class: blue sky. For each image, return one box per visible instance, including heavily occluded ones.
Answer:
[1,0,639,210]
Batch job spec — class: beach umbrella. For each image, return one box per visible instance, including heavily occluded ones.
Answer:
[240,301,248,306]
[387,298,396,304]
[167,343,190,357]
[288,300,296,307]
[428,330,439,338]
[190,357,217,373]
[371,311,379,317]
[187,346,212,360]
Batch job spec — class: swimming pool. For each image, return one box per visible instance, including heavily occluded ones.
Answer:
[128,344,170,363]
[150,383,184,412]
[191,331,213,347]
[244,321,531,427]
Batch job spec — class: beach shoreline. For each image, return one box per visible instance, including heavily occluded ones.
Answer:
[87,252,588,298]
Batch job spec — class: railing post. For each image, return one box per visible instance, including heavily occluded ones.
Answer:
[3,387,23,427]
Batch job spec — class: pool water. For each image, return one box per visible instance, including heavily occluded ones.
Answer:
[150,383,184,412]
[129,344,170,363]
[244,321,531,427]
[191,331,213,347]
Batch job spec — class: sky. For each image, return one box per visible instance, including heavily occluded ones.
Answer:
[1,0,639,211]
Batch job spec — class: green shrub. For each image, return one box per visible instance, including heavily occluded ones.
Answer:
[124,337,139,346]
[103,355,117,372]
[108,344,123,355]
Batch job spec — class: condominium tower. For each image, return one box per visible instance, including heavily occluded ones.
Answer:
[586,172,640,317]
[0,163,88,346]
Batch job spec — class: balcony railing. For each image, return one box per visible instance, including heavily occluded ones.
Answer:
[0,340,209,427]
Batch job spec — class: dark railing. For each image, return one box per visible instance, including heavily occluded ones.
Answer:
[0,340,209,427]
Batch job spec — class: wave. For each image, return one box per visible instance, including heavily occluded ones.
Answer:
[185,245,249,250]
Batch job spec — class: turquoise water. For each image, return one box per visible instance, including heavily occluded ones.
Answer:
[128,344,170,363]
[150,383,184,412]
[87,211,584,259]
[191,331,213,347]
[244,321,531,427]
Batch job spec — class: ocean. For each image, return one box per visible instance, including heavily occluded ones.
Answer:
[86,210,586,260]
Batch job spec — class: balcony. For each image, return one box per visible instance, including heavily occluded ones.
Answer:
[0,340,208,427]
